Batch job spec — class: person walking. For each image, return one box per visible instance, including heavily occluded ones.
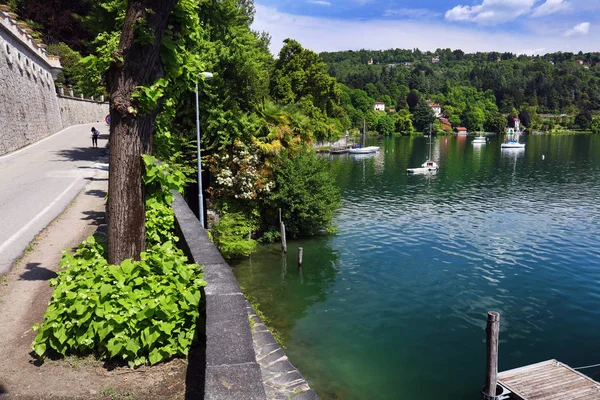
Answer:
[90,127,100,148]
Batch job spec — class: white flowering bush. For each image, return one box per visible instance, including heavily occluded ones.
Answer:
[206,140,273,200]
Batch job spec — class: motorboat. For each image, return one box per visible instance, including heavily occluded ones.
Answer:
[501,129,525,149]
[500,140,525,149]
[407,160,439,174]
[348,147,376,154]
[472,135,487,144]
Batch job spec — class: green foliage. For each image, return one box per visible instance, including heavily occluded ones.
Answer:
[267,148,340,238]
[47,43,84,88]
[31,154,203,367]
[31,237,205,367]
[211,211,257,259]
[412,98,435,132]
[376,113,395,135]
[591,118,600,134]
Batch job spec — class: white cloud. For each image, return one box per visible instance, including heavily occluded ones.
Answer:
[308,0,332,6]
[565,22,590,36]
[252,4,598,56]
[445,0,535,25]
[532,0,571,17]
[383,8,440,19]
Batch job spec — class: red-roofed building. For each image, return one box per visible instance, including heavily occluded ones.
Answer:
[456,127,468,135]
[426,100,442,117]
[374,101,385,111]
[439,117,452,132]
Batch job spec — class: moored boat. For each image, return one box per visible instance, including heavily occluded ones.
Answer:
[407,160,439,174]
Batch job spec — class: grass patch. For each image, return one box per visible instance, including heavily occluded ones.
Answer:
[549,130,592,135]
[98,387,134,400]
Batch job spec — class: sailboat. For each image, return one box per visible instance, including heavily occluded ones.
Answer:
[407,127,438,174]
[472,127,487,144]
[501,127,525,149]
[349,119,379,154]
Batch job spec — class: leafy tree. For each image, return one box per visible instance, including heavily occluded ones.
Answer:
[575,111,593,130]
[406,89,420,110]
[393,109,414,134]
[487,113,507,133]
[377,113,395,135]
[591,118,600,134]
[106,0,179,264]
[412,98,435,132]
[464,107,485,132]
[267,149,340,238]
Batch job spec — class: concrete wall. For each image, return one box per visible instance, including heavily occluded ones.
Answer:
[0,12,62,155]
[0,10,109,156]
[172,193,317,400]
[58,96,109,128]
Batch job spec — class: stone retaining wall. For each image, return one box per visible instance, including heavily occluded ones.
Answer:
[0,9,109,156]
[58,96,109,128]
[172,192,317,400]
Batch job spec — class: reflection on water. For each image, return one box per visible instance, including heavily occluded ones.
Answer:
[232,134,600,399]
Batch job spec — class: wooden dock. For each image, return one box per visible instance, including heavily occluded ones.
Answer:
[498,359,600,400]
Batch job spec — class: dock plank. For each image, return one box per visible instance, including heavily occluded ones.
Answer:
[498,360,600,400]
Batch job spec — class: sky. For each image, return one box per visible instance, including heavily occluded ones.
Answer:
[252,0,600,55]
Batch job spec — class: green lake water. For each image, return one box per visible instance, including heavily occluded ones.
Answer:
[231,134,600,399]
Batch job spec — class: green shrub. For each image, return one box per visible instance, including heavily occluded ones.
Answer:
[32,237,205,367]
[211,211,257,258]
[31,155,205,367]
[267,148,340,238]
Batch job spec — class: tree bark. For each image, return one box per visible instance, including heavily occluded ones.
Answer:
[107,0,178,265]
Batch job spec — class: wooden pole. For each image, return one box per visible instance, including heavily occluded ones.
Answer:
[278,208,282,225]
[298,247,303,269]
[484,311,500,398]
[280,222,287,253]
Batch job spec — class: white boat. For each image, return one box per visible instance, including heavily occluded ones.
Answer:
[501,129,525,149]
[472,134,487,144]
[348,147,377,154]
[407,136,438,174]
[407,160,439,174]
[365,146,380,152]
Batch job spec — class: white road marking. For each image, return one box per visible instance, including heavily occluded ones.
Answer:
[0,177,82,256]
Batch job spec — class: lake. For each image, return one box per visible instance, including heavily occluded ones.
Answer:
[231,134,600,399]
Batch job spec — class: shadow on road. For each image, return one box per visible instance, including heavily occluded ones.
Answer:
[0,384,7,398]
[19,263,57,281]
[54,147,107,162]
[81,210,105,226]
[85,189,107,199]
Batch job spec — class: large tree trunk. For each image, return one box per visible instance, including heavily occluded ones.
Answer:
[107,0,178,265]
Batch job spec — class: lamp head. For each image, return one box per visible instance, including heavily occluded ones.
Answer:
[199,72,214,79]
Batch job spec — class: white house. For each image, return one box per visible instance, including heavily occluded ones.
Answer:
[431,56,440,63]
[426,100,442,118]
[374,101,385,112]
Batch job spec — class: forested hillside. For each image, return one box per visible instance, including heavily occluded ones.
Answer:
[321,48,600,134]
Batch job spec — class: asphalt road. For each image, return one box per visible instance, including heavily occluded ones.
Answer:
[0,123,109,274]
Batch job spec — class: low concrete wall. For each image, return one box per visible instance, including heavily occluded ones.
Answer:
[172,192,317,400]
[58,96,109,128]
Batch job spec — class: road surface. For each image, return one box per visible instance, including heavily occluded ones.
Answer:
[0,123,109,274]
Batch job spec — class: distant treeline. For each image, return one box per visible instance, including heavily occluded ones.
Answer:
[320,48,600,133]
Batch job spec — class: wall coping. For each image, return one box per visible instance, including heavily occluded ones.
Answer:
[172,192,317,399]
[0,11,61,71]
[58,94,109,105]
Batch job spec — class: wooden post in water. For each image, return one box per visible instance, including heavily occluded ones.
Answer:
[298,247,303,269]
[280,222,287,253]
[483,311,500,399]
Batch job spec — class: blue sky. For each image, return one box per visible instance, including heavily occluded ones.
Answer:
[252,0,599,55]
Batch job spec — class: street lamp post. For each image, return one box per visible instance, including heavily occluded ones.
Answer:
[195,72,213,228]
